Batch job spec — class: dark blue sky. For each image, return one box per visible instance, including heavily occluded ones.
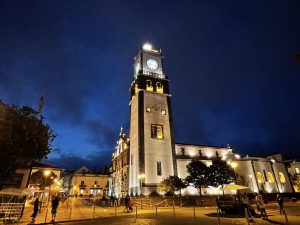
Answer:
[1,1,299,171]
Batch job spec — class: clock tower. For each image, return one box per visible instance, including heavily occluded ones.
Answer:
[129,43,177,195]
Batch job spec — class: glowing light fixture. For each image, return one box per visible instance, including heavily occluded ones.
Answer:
[44,170,50,177]
[189,151,195,157]
[230,162,238,169]
[235,154,241,159]
[143,43,152,51]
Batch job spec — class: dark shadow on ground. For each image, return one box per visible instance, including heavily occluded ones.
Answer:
[264,218,284,225]
[205,213,244,218]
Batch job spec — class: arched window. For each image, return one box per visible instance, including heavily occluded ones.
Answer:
[156,82,163,93]
[135,84,139,95]
[146,80,153,91]
[257,172,264,184]
[267,172,275,183]
[278,172,286,183]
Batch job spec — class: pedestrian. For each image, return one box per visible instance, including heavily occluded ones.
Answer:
[31,197,39,222]
[51,196,59,223]
[101,195,106,207]
[255,193,261,212]
[257,196,268,220]
[110,195,114,206]
[128,199,133,212]
[276,194,284,214]
[124,194,130,212]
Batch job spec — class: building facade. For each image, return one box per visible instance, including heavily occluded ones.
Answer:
[111,128,130,197]
[111,43,294,196]
[69,167,110,196]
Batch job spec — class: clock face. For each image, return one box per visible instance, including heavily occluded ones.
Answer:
[135,63,141,74]
[146,59,158,70]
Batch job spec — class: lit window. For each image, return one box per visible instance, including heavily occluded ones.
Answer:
[161,110,166,115]
[257,172,264,184]
[156,82,163,93]
[157,162,162,176]
[146,80,153,91]
[267,172,275,183]
[146,107,151,112]
[135,84,138,95]
[278,172,286,183]
[151,124,164,139]
[295,167,300,174]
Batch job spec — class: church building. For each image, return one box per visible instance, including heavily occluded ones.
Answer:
[111,43,294,196]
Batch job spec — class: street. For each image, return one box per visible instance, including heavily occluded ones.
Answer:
[18,198,300,225]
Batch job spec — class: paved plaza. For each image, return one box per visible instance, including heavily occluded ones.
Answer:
[17,198,300,225]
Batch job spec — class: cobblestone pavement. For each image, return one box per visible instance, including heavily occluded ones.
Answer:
[17,198,300,225]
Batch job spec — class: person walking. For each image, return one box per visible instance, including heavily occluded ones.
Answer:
[51,196,59,223]
[124,194,130,212]
[257,196,268,220]
[31,197,39,222]
[276,194,284,214]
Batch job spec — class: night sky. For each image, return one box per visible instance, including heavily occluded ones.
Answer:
[1,1,300,171]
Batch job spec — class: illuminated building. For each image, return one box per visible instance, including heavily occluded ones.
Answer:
[111,44,294,196]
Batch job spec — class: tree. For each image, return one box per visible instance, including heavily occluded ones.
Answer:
[157,175,187,196]
[186,159,209,196]
[30,170,58,190]
[208,159,235,194]
[0,102,56,181]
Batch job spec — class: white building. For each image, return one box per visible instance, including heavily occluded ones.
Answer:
[69,167,110,196]
[112,43,294,196]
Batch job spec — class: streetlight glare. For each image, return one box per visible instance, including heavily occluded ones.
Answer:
[44,170,50,177]
[230,162,238,169]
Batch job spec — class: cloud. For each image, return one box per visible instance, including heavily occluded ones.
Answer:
[45,151,112,172]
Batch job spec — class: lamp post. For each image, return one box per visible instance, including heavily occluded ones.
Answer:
[138,174,145,196]
[43,170,50,203]
[230,162,238,184]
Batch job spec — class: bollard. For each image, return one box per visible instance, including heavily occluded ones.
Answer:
[172,199,175,217]
[244,208,250,225]
[156,206,158,219]
[283,209,289,225]
[44,208,48,223]
[135,206,138,221]
[193,205,196,222]
[93,205,95,219]
[69,207,72,220]
[217,208,220,225]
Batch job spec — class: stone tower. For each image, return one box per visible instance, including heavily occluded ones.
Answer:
[129,43,177,195]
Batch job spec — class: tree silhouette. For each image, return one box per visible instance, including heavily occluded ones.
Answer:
[158,175,187,196]
[186,159,209,196]
[30,170,57,189]
[208,159,235,194]
[0,103,56,180]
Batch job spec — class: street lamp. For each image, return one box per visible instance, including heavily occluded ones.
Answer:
[43,170,50,206]
[230,162,238,184]
[138,174,145,196]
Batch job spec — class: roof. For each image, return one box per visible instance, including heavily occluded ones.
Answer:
[175,143,229,149]
[31,162,63,170]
